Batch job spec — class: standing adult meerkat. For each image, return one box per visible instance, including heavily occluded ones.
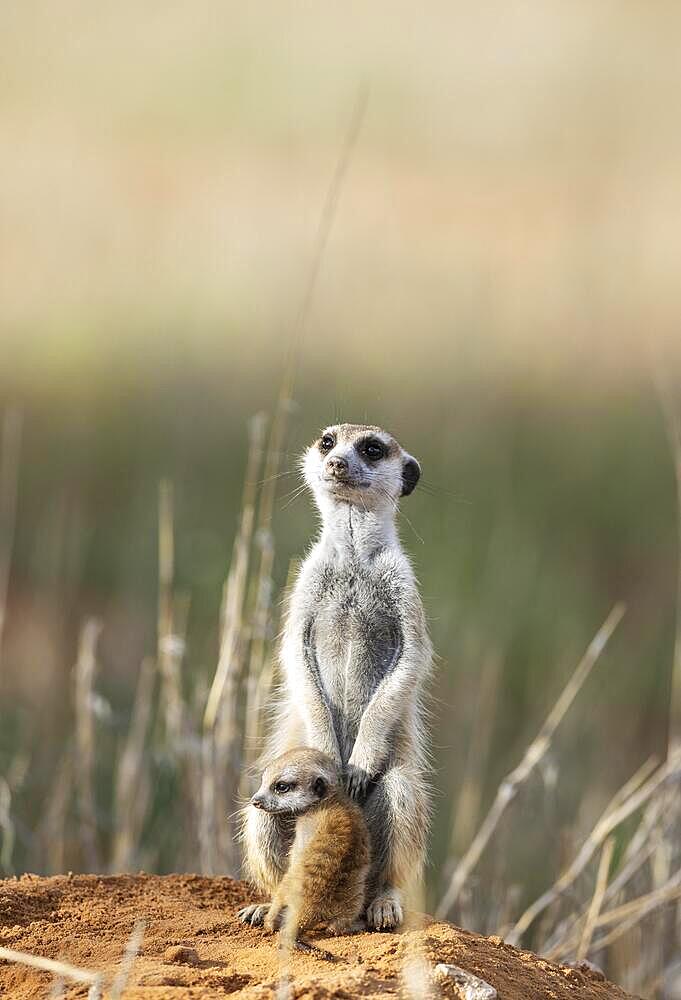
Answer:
[242,423,432,930]
[239,748,370,952]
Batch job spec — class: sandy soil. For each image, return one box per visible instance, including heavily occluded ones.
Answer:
[0,874,639,1000]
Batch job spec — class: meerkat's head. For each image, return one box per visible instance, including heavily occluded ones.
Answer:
[250,748,341,816]
[302,423,421,514]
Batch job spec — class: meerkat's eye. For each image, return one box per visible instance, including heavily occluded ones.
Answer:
[319,433,335,453]
[362,438,386,461]
[273,781,294,794]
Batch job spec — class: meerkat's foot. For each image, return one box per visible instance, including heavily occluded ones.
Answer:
[238,903,270,927]
[366,889,403,931]
[264,904,287,933]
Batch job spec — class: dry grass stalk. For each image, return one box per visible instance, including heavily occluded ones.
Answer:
[74,618,103,872]
[0,776,14,874]
[48,975,65,998]
[576,836,614,960]
[655,371,681,758]
[436,603,625,920]
[588,868,681,953]
[543,769,666,959]
[509,752,681,946]
[157,480,188,746]
[200,414,266,874]
[0,407,22,673]
[239,86,369,797]
[112,658,155,871]
[0,946,100,989]
[204,413,265,731]
[449,650,503,859]
[110,919,145,1000]
[37,752,72,874]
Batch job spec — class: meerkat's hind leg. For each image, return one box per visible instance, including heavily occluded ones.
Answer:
[364,764,427,932]
[238,903,271,927]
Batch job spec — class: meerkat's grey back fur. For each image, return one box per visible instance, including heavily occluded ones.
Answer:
[242,422,432,930]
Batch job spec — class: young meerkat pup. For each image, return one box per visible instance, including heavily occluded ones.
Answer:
[242,423,432,931]
[238,748,370,952]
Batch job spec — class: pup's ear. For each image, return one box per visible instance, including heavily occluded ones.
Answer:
[401,456,421,497]
[313,777,327,799]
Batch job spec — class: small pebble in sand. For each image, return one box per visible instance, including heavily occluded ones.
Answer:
[164,945,200,966]
[434,963,497,1000]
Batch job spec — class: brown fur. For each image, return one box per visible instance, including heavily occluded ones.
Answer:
[265,796,370,939]
[243,748,370,945]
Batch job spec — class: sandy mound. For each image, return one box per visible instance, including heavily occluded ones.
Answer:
[0,874,639,999]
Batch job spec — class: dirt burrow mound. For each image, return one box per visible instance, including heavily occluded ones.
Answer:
[0,873,639,1000]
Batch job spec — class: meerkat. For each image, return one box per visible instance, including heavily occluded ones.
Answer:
[241,423,432,931]
[238,748,370,953]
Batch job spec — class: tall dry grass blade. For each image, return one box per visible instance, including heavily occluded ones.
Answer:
[74,618,103,872]
[157,480,187,745]
[543,759,662,959]
[204,413,266,732]
[508,753,681,945]
[588,868,681,953]
[200,415,266,874]
[0,407,21,673]
[448,650,502,859]
[436,603,625,920]
[576,835,614,960]
[242,85,370,749]
[655,371,681,758]
[0,947,99,986]
[48,976,65,999]
[37,752,72,874]
[110,920,145,1000]
[652,370,681,974]
[0,776,14,874]
[112,657,155,871]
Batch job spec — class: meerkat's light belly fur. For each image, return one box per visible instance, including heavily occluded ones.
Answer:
[305,562,403,763]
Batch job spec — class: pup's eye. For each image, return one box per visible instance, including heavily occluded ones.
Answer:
[273,781,294,794]
[319,434,335,453]
[363,439,385,461]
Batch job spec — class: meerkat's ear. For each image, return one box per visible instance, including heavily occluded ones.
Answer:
[313,777,327,799]
[401,456,421,497]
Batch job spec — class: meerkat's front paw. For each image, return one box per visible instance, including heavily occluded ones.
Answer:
[366,891,403,931]
[238,903,270,927]
[264,904,287,933]
[344,764,378,804]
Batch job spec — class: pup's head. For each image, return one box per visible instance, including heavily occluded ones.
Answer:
[250,748,341,816]
[302,423,421,513]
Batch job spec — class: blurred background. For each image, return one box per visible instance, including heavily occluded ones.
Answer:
[2,2,681,995]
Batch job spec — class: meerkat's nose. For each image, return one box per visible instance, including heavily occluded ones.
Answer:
[326,456,349,478]
[251,794,266,809]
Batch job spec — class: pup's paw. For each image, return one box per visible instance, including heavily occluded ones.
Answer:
[238,903,270,927]
[366,892,403,931]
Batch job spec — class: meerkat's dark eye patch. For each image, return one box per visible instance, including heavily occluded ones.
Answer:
[313,777,327,798]
[357,437,386,462]
[273,780,295,794]
[401,458,421,496]
[319,433,335,453]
